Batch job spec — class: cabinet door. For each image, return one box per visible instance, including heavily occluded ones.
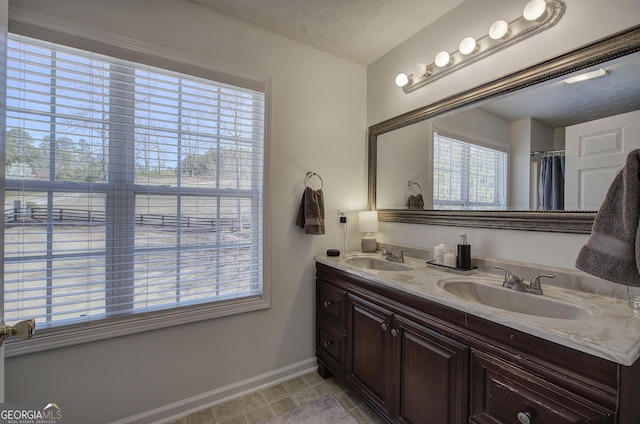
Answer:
[317,279,347,327]
[470,350,613,424]
[394,315,469,424]
[347,295,394,416]
[316,318,346,377]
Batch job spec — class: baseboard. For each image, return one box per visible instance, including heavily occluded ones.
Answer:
[110,357,318,424]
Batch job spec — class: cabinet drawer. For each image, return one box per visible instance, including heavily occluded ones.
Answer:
[317,279,347,325]
[317,320,346,375]
[470,350,613,424]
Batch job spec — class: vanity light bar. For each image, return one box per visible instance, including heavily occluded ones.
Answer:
[396,0,565,93]
[564,68,608,84]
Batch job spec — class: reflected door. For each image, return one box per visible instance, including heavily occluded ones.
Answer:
[565,109,640,210]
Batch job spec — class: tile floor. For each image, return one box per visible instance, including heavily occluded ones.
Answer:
[171,371,384,424]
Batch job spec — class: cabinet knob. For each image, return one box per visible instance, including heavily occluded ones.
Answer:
[381,322,389,331]
[517,411,532,424]
[323,300,333,308]
[390,328,399,337]
[323,340,334,347]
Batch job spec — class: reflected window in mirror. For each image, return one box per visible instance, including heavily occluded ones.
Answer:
[433,131,507,210]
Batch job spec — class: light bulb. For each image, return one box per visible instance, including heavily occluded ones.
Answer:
[489,20,509,40]
[434,51,451,68]
[523,0,546,21]
[395,73,409,87]
[413,62,428,77]
[459,37,477,55]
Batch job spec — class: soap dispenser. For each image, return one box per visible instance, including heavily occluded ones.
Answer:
[456,234,471,269]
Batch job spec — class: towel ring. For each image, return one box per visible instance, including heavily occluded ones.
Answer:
[305,172,324,190]
[408,181,422,196]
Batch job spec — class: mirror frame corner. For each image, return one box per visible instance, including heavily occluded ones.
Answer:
[368,25,640,234]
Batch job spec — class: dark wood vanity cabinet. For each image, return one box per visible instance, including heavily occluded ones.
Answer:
[317,265,468,423]
[340,288,468,422]
[316,279,348,379]
[316,262,640,424]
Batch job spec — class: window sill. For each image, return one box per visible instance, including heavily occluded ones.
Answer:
[5,296,270,357]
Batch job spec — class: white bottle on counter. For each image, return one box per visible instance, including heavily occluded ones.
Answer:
[444,251,457,268]
[433,243,446,264]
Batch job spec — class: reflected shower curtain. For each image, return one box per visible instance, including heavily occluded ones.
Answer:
[539,155,565,210]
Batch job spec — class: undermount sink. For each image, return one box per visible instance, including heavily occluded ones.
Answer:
[344,256,415,272]
[439,278,593,320]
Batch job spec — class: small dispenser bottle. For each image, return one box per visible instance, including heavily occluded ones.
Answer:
[456,234,471,269]
[433,243,446,264]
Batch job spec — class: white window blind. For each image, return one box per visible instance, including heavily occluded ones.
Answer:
[4,34,265,331]
[433,131,507,210]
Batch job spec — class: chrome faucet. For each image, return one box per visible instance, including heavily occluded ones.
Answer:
[494,266,555,295]
[381,247,410,263]
[528,274,556,295]
[495,266,526,291]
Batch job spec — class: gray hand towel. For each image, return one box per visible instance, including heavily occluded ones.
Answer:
[408,194,424,210]
[575,149,640,286]
[296,187,325,235]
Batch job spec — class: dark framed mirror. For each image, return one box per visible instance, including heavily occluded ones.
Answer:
[368,25,640,234]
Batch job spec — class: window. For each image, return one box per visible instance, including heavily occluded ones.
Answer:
[4,33,266,343]
[433,131,507,210]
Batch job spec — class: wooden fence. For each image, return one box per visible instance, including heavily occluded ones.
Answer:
[5,206,245,231]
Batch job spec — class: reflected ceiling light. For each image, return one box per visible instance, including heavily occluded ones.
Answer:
[489,20,509,40]
[395,73,409,87]
[523,0,547,21]
[564,68,608,84]
[459,37,477,55]
[434,51,451,68]
[394,0,565,93]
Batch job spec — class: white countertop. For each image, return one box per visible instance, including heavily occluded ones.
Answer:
[315,253,640,366]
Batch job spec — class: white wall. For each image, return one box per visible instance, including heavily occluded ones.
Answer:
[510,118,555,209]
[377,121,432,209]
[510,119,534,209]
[436,108,511,152]
[368,0,640,269]
[5,0,367,422]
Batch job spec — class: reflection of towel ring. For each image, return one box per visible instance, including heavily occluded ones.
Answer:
[305,172,324,190]
[408,181,422,196]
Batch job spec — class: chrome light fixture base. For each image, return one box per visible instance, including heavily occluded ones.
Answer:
[401,0,565,93]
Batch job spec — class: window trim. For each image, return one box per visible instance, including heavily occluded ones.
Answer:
[5,8,272,357]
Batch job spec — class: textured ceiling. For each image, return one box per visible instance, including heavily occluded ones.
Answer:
[188,0,465,65]
[481,52,640,129]
[187,0,639,128]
